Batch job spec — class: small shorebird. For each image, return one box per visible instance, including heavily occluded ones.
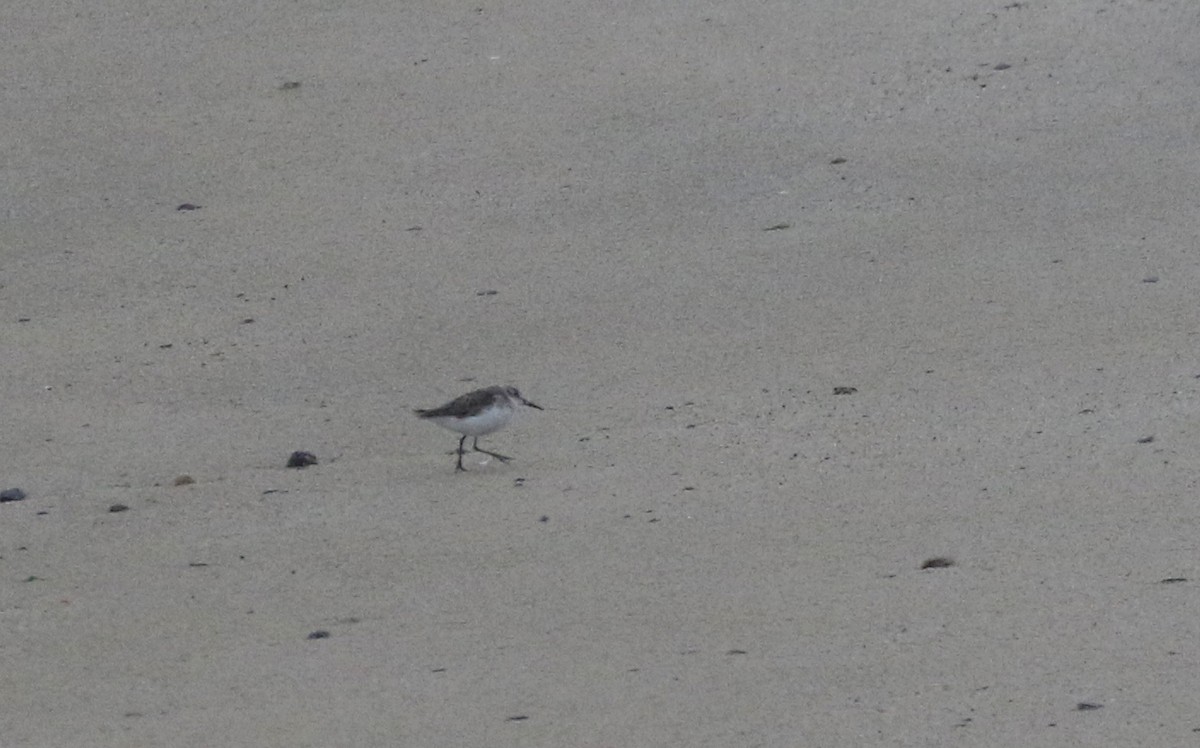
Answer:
[414,385,543,471]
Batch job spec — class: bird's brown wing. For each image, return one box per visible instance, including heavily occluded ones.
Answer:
[414,387,497,419]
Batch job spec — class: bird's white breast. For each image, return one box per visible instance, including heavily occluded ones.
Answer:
[429,403,514,436]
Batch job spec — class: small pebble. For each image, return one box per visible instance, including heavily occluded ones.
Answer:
[176,203,202,211]
[921,556,955,569]
[109,504,129,513]
[287,451,318,468]
[173,475,195,486]
[307,630,330,640]
[1075,702,1103,711]
[0,488,28,503]
[833,386,857,395]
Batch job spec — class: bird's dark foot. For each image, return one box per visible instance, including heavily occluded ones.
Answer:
[454,437,469,472]
[474,447,512,463]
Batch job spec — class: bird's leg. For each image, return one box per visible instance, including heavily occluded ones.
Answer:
[455,435,468,472]
[472,437,511,463]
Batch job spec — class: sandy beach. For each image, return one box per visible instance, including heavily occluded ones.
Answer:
[4,1,1199,745]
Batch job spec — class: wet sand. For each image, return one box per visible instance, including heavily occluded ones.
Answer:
[3,2,1199,745]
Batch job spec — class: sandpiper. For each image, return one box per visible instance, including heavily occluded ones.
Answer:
[415,385,543,471]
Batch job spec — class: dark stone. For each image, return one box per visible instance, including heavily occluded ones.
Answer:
[0,488,27,503]
[287,451,318,468]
